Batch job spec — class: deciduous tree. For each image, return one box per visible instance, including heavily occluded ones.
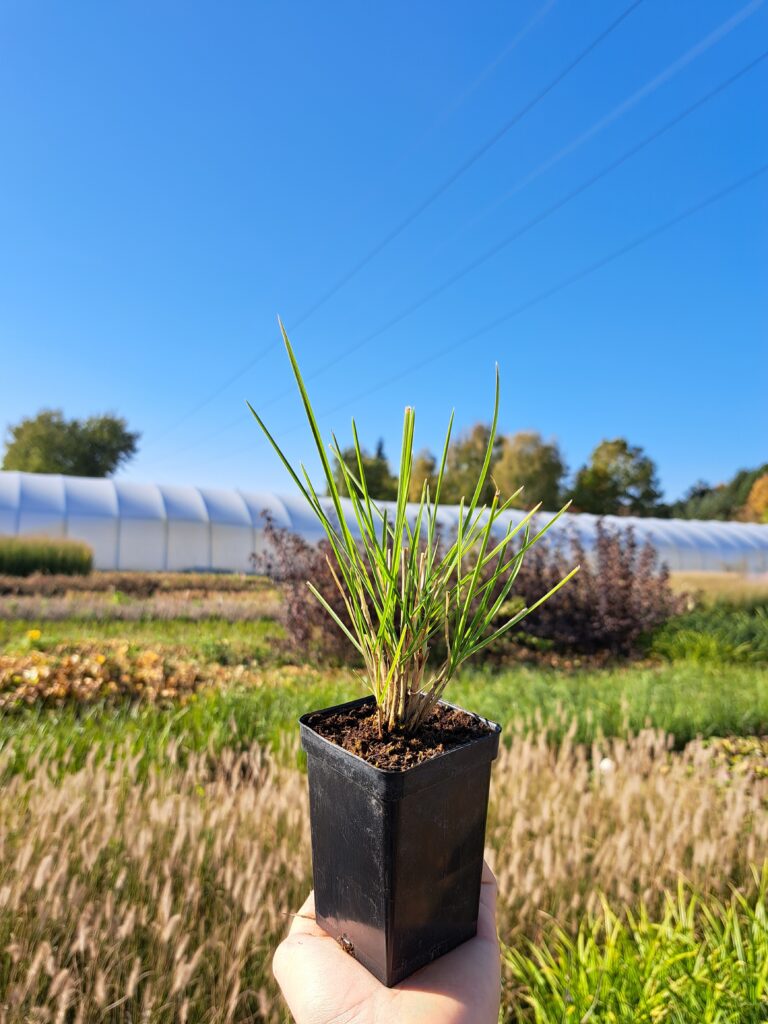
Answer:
[743,474,768,523]
[440,423,503,505]
[331,439,398,500]
[570,438,661,516]
[493,431,566,511]
[407,449,437,503]
[3,409,140,477]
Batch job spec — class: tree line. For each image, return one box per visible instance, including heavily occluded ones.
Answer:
[2,409,766,523]
[332,428,768,523]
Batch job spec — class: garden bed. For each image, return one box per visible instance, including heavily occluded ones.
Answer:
[0,725,764,1022]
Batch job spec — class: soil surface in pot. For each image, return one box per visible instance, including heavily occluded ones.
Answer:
[307,702,493,770]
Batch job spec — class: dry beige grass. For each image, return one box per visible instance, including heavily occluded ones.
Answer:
[669,570,768,603]
[488,724,768,941]
[0,727,765,1022]
[0,591,283,623]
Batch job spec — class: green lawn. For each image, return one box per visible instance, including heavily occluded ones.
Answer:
[0,615,283,663]
[2,593,767,781]
[2,660,766,781]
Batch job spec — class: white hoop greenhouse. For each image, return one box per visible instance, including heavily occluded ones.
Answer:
[1,470,767,574]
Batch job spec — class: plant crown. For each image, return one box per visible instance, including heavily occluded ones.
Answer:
[249,322,578,733]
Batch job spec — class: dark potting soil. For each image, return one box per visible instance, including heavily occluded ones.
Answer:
[307,702,493,770]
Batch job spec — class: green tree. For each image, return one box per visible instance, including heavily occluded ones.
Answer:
[440,423,503,505]
[407,449,437,503]
[493,431,566,511]
[669,464,768,521]
[331,438,398,500]
[3,409,140,477]
[570,438,662,516]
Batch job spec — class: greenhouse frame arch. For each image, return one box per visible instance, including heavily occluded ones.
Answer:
[0,471,767,574]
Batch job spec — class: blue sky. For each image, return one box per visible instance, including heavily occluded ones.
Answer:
[1,0,766,502]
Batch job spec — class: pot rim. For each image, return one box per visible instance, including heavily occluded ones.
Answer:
[299,694,501,794]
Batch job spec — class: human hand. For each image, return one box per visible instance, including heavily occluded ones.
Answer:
[273,861,501,1024]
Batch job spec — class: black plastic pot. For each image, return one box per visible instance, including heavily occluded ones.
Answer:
[299,694,501,987]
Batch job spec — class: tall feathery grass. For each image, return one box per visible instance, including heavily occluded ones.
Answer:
[0,724,765,1022]
[0,536,93,577]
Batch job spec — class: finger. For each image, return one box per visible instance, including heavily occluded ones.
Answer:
[480,860,497,904]
[477,860,499,944]
[285,892,328,939]
[273,903,379,1020]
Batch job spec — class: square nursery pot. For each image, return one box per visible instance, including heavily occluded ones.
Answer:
[299,694,502,987]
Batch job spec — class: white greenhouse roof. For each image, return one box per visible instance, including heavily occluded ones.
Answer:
[0,470,767,574]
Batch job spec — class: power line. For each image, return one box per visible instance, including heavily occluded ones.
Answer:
[286,0,645,330]
[157,44,767,465]
[372,0,561,187]
[449,0,765,241]
[212,162,766,466]
[149,0,644,445]
[261,50,768,400]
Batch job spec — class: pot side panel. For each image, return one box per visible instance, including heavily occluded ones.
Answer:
[389,762,492,984]
[306,755,391,981]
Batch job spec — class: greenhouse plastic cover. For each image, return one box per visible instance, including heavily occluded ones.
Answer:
[0,471,767,573]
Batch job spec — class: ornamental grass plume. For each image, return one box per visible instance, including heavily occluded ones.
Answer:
[249,322,578,734]
[0,727,765,1022]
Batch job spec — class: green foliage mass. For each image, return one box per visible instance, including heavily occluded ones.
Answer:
[651,599,768,664]
[2,409,140,476]
[407,449,438,502]
[331,438,398,500]
[438,421,504,505]
[493,431,566,511]
[570,437,662,515]
[669,463,768,521]
[506,873,768,1023]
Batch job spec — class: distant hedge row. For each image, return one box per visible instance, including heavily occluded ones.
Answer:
[0,536,93,576]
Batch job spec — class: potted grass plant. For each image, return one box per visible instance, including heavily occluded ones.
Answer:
[249,322,577,986]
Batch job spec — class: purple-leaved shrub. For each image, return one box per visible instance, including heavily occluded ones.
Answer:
[255,516,683,663]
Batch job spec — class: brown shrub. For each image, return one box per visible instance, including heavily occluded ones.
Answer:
[256,516,682,663]
[251,514,367,664]
[510,521,685,656]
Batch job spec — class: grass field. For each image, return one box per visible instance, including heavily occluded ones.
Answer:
[0,573,766,1021]
[1,720,765,1022]
[2,662,768,783]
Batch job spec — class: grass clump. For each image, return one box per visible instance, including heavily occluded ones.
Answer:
[249,322,576,732]
[0,535,93,576]
[651,600,768,663]
[505,873,768,1022]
